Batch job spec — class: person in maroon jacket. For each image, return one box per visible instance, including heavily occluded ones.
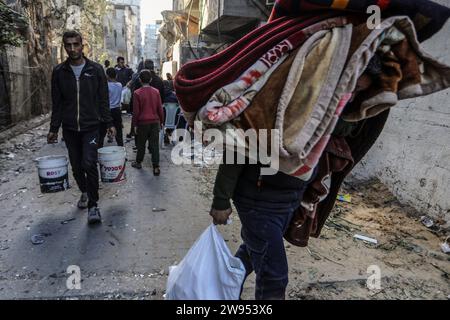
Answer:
[131,70,164,175]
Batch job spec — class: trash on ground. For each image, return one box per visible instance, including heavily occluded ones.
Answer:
[353,234,378,244]
[441,237,450,254]
[306,247,322,261]
[420,216,434,228]
[337,194,352,203]
[31,233,51,245]
[61,218,76,225]
[152,207,166,212]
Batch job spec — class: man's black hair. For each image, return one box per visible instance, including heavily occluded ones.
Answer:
[117,56,125,63]
[106,67,117,79]
[139,70,152,84]
[143,59,154,70]
[62,30,83,44]
[104,60,110,67]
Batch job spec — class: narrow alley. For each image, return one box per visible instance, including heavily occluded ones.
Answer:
[0,116,448,300]
[1,0,450,303]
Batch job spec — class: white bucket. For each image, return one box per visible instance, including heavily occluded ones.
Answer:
[35,155,70,193]
[98,146,127,183]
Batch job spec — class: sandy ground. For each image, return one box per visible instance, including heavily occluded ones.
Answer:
[0,116,448,300]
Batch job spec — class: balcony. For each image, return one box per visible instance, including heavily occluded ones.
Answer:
[201,0,273,36]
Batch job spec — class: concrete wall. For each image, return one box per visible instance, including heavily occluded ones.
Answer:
[0,0,53,130]
[6,46,32,124]
[352,2,450,222]
[105,1,141,68]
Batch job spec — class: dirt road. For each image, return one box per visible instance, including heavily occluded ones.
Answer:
[0,117,448,299]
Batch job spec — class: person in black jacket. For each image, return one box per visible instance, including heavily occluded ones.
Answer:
[47,30,116,225]
[210,152,316,300]
[115,56,134,87]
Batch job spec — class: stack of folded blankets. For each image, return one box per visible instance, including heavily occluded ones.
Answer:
[175,0,450,246]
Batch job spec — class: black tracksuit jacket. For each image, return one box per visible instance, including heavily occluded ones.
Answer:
[50,58,112,133]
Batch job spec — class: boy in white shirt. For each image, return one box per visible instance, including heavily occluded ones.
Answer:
[99,67,124,148]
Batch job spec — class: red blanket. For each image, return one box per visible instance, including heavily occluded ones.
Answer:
[174,13,339,113]
[175,0,449,114]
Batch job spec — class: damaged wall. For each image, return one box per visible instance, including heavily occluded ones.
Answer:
[0,0,53,129]
[23,0,53,118]
[4,45,32,125]
[1,0,109,131]
[353,1,450,223]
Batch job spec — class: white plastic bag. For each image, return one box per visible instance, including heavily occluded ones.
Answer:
[165,224,245,300]
[121,87,131,105]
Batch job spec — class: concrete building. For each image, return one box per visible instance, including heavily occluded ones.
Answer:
[143,21,163,72]
[104,0,142,69]
[159,0,203,72]
[160,0,273,71]
[200,0,271,40]
[1,0,55,128]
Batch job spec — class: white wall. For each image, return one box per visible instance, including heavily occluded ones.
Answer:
[352,2,450,222]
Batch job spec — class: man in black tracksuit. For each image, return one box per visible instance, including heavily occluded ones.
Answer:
[47,30,115,225]
[115,56,134,87]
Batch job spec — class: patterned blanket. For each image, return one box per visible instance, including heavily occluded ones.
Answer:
[269,0,450,41]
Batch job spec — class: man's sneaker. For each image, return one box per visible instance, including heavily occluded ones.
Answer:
[132,161,142,169]
[77,193,88,209]
[87,207,102,224]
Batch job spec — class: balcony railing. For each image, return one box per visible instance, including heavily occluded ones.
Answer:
[201,0,273,36]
